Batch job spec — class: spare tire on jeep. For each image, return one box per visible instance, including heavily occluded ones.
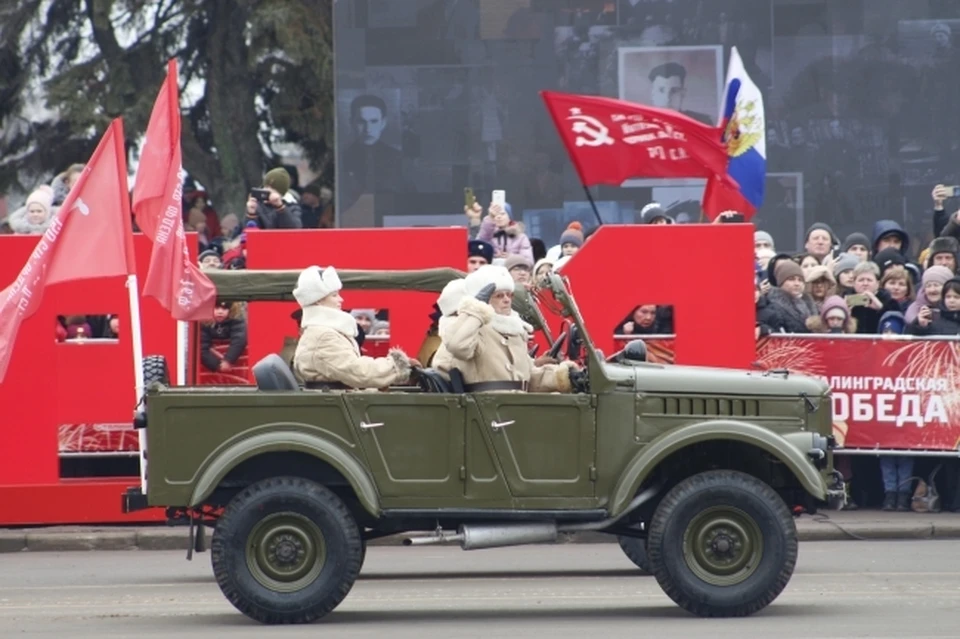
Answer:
[144,355,170,387]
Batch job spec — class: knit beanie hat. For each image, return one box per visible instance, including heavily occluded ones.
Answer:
[25,185,54,213]
[754,230,775,249]
[841,232,870,254]
[878,310,906,334]
[533,258,553,276]
[873,247,906,275]
[820,295,849,322]
[832,252,860,279]
[922,265,954,287]
[264,168,292,195]
[504,253,533,271]
[641,203,674,224]
[805,222,838,245]
[559,221,585,248]
[775,260,804,285]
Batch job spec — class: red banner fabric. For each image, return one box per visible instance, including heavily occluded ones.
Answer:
[133,59,217,322]
[627,335,960,451]
[540,90,733,187]
[0,120,133,383]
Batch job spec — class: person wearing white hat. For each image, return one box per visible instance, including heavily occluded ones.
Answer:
[417,278,467,369]
[292,265,418,389]
[438,264,580,393]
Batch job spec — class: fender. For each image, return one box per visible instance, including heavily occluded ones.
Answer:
[609,420,827,517]
[188,429,380,517]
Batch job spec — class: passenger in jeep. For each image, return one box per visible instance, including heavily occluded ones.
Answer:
[438,265,579,392]
[292,265,418,389]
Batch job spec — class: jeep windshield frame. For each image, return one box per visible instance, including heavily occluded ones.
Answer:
[535,272,607,379]
[205,268,552,338]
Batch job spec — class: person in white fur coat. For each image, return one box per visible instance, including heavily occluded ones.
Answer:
[437,265,580,393]
[292,265,419,389]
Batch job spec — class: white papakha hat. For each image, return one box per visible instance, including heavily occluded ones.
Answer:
[293,265,342,308]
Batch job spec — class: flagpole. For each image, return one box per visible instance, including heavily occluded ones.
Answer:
[113,119,149,495]
[176,320,187,385]
[581,184,604,229]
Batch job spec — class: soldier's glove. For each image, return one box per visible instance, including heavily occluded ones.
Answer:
[568,366,589,393]
[475,283,497,303]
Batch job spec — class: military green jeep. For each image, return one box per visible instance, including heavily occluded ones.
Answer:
[123,268,844,624]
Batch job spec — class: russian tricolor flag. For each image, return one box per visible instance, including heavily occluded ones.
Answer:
[702,46,766,221]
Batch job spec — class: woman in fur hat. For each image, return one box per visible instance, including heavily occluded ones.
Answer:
[8,185,57,235]
[293,265,417,389]
[762,260,819,333]
[438,265,580,393]
[804,265,836,310]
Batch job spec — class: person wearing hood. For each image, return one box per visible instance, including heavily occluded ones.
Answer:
[872,220,909,257]
[925,236,959,272]
[905,265,953,324]
[878,310,906,335]
[762,260,819,333]
[841,232,870,262]
[807,295,857,334]
[805,265,836,310]
[764,252,794,290]
[476,202,534,263]
[419,278,468,369]
[532,258,554,284]
[803,222,838,262]
[908,276,960,336]
[245,167,303,229]
[8,185,57,235]
[438,265,580,393]
[293,265,417,389]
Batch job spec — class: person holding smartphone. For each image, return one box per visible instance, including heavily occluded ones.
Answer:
[908,276,960,336]
[244,168,303,230]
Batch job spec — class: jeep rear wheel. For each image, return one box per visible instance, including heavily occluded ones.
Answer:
[647,470,798,618]
[211,477,362,624]
[617,536,650,574]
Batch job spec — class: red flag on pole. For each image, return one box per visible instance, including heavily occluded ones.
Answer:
[540,90,736,188]
[0,119,136,383]
[133,59,217,322]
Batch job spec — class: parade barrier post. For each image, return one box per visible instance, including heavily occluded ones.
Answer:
[0,234,193,525]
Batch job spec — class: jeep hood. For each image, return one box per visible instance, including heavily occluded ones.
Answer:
[601,361,829,398]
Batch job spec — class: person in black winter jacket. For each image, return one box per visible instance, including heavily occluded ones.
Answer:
[754,281,774,338]
[908,277,960,336]
[244,168,304,230]
[761,260,819,333]
[201,301,249,372]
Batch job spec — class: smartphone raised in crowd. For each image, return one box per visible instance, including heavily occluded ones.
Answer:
[464,186,476,209]
[844,293,870,307]
[491,189,506,207]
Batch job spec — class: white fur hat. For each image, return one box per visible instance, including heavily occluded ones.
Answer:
[437,279,467,316]
[545,244,563,262]
[554,255,572,271]
[463,264,514,299]
[293,265,342,307]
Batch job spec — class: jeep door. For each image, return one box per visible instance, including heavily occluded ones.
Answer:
[471,393,596,498]
[344,393,464,498]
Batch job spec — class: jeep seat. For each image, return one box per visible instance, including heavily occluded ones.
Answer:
[417,368,453,393]
[253,354,300,391]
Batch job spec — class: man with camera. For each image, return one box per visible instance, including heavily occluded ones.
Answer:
[245,167,303,229]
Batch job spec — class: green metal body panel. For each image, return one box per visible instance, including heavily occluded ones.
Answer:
[141,270,836,521]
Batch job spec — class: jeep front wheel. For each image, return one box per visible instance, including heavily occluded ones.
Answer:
[647,470,798,618]
[211,477,363,624]
[617,536,650,574]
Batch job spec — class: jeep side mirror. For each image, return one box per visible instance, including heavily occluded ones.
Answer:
[620,339,647,363]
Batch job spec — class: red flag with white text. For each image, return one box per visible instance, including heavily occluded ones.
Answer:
[0,119,135,382]
[133,59,217,322]
[540,90,736,188]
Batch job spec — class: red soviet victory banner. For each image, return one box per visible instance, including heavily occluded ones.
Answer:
[540,90,736,187]
[133,59,216,321]
[0,119,136,382]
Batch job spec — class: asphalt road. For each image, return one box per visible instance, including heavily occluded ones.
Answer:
[1,541,959,638]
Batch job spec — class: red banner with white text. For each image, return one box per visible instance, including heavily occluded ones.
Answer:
[624,334,960,451]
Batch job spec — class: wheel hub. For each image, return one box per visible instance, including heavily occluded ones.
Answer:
[683,506,763,587]
[246,512,327,593]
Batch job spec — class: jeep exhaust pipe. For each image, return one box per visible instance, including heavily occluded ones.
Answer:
[403,523,558,550]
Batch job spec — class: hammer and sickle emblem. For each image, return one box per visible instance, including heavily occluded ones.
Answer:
[568,115,615,147]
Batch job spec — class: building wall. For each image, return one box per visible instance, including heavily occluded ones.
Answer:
[333,0,960,253]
